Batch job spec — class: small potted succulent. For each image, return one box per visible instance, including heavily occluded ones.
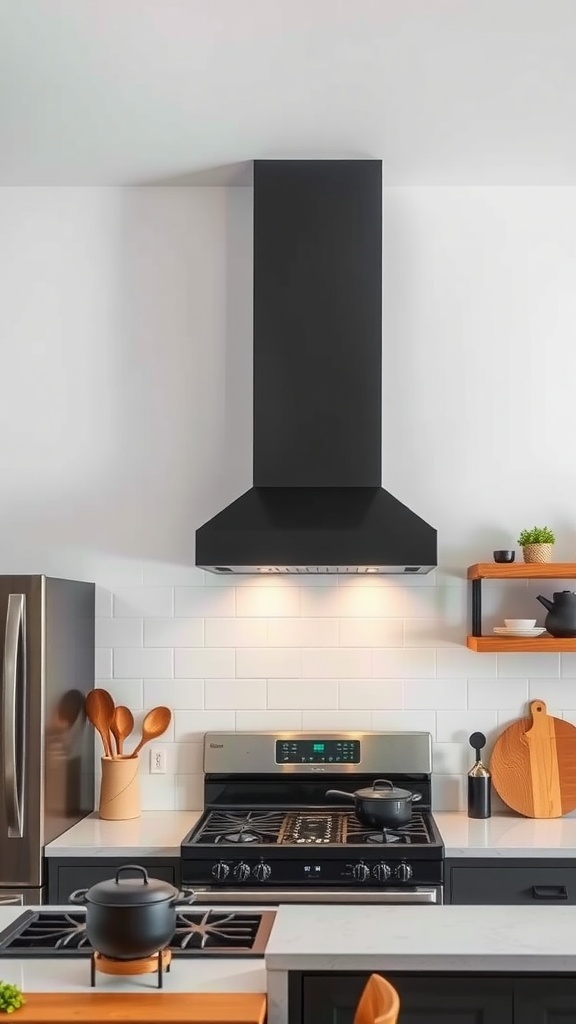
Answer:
[517,526,556,563]
[0,982,24,1014]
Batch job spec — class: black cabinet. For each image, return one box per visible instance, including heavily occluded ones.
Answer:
[47,857,180,903]
[298,974,512,1024]
[294,974,576,1024]
[446,859,576,905]
[515,979,576,1023]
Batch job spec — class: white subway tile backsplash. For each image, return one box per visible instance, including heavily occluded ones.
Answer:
[372,648,435,678]
[268,618,338,647]
[432,742,468,775]
[436,647,496,678]
[432,774,466,811]
[468,678,528,710]
[237,586,300,617]
[336,585,404,618]
[145,618,203,647]
[95,587,113,617]
[436,710,498,744]
[205,678,266,710]
[114,647,173,679]
[528,678,576,706]
[175,648,235,678]
[404,679,466,710]
[371,710,436,734]
[302,710,372,730]
[339,679,403,710]
[235,710,303,730]
[205,618,267,647]
[95,648,112,679]
[267,678,338,710]
[99,678,144,710]
[236,648,301,678]
[115,587,173,617]
[561,654,576,677]
[96,617,143,647]
[339,618,404,647]
[140,775,176,811]
[498,653,560,678]
[174,710,235,742]
[174,775,204,811]
[302,647,372,678]
[175,586,235,617]
[144,678,203,710]
[90,557,576,814]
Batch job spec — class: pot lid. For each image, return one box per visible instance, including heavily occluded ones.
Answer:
[84,865,178,906]
[354,778,412,801]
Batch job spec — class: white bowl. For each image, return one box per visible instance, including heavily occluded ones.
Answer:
[504,618,537,629]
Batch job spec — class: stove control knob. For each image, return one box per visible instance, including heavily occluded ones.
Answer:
[352,861,371,882]
[372,862,392,882]
[253,861,272,882]
[211,861,230,881]
[395,861,413,882]
[233,862,251,882]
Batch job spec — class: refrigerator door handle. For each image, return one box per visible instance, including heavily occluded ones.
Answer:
[3,594,26,838]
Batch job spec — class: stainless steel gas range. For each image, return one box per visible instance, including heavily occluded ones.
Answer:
[181,732,444,905]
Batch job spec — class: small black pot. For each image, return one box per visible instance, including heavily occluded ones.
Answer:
[69,864,195,960]
[326,778,422,829]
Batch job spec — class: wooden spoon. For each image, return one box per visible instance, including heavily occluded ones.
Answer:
[85,688,115,759]
[111,705,134,757]
[130,706,172,758]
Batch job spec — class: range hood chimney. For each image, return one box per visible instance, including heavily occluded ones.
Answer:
[196,160,437,574]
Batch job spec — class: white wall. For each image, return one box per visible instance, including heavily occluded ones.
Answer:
[1,184,576,812]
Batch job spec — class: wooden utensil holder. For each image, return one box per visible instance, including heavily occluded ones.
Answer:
[99,755,140,820]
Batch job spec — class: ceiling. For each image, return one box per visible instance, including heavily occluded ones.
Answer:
[2,0,576,186]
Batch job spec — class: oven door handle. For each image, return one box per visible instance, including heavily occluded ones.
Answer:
[188,887,441,904]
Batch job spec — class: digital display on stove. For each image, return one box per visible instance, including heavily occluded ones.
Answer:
[276,739,360,764]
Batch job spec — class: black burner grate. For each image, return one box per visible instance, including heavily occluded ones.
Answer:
[0,909,275,958]
[188,807,437,847]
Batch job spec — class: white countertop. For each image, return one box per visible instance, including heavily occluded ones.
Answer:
[46,809,576,860]
[0,906,265,994]
[45,811,202,858]
[265,903,576,972]
[435,811,576,858]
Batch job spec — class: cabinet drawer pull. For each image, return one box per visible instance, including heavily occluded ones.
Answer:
[531,885,568,900]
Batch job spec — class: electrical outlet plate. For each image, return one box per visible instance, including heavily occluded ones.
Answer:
[150,748,166,774]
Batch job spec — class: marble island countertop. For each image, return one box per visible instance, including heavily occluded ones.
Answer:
[265,903,576,972]
[46,809,576,859]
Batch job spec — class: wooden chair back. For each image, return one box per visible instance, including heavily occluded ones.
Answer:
[354,973,400,1024]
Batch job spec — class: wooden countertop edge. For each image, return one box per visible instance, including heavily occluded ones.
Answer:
[9,991,266,1023]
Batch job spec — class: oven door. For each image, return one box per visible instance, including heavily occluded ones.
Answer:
[190,887,442,905]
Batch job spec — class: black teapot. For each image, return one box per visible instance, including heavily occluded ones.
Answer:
[537,591,576,638]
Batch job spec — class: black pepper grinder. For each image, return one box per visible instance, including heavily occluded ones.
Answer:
[467,732,491,819]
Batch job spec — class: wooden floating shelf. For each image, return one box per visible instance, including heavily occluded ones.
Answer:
[467,635,576,653]
[468,562,576,580]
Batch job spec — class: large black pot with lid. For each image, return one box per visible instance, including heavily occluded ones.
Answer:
[69,865,195,960]
[326,778,422,828]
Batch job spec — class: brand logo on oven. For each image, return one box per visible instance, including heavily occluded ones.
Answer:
[209,743,224,748]
[310,766,326,772]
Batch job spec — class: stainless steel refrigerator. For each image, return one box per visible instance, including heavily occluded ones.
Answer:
[0,576,95,904]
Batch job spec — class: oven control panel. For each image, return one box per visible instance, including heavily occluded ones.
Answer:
[186,856,441,888]
[275,739,360,764]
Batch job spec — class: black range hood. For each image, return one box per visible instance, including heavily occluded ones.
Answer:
[196,160,437,575]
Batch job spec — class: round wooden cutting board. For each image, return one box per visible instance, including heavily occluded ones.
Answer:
[490,699,576,818]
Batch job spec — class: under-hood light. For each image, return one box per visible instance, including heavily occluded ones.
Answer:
[205,565,430,575]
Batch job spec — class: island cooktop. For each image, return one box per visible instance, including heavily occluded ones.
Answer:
[0,909,275,958]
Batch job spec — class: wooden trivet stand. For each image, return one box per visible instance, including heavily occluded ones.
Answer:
[90,948,171,988]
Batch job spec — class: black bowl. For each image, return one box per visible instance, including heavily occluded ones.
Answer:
[493,550,515,563]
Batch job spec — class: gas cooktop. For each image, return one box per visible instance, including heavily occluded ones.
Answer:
[185,808,437,847]
[0,909,275,958]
